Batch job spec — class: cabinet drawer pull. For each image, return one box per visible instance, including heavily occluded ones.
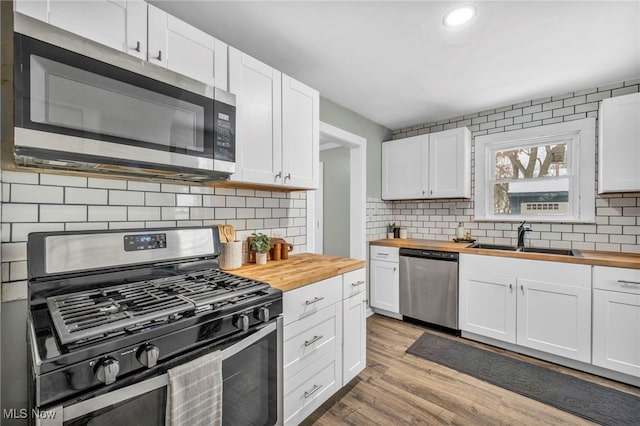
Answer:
[618,280,640,287]
[304,335,323,346]
[304,384,323,399]
[305,296,324,305]
[351,280,365,287]
[376,253,389,257]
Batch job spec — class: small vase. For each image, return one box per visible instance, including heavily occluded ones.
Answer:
[256,252,267,265]
[387,232,394,239]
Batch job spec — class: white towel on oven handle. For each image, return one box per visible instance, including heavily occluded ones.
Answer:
[166,350,222,426]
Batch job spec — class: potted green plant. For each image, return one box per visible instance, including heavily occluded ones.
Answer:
[251,232,271,265]
[387,223,395,239]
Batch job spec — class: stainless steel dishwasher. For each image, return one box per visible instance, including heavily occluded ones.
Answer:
[399,248,459,330]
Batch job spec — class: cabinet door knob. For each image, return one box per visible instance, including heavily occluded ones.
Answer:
[157,50,163,61]
[521,284,525,295]
[509,283,513,293]
[134,41,141,52]
[275,171,282,179]
[284,173,291,181]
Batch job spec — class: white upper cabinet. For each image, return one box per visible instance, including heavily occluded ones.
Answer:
[147,4,227,88]
[382,135,425,199]
[282,75,319,189]
[229,47,282,185]
[229,48,319,189]
[382,127,471,200]
[16,0,148,60]
[598,92,640,193]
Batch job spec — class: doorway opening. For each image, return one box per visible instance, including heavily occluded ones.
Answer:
[306,122,366,260]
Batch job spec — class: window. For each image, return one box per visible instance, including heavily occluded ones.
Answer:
[474,118,595,222]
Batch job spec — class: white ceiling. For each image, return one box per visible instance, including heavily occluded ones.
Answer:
[151,1,640,130]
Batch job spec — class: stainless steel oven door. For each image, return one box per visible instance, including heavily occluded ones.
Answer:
[37,318,283,426]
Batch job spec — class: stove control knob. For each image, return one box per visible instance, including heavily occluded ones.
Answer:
[94,357,120,385]
[137,344,160,368]
[257,306,270,322]
[235,313,249,332]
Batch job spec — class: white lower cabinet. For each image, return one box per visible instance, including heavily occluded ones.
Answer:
[460,254,592,363]
[283,268,367,425]
[342,268,367,385]
[593,266,640,377]
[369,246,399,315]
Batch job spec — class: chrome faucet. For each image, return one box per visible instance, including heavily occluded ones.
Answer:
[517,221,532,250]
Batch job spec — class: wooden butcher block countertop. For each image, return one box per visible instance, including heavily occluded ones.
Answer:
[228,253,366,292]
[370,238,640,269]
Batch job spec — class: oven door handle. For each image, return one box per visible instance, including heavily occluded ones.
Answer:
[221,318,279,360]
[41,374,170,425]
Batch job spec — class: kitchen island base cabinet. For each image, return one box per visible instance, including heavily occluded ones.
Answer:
[459,254,591,363]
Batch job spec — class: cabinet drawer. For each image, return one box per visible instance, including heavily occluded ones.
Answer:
[283,303,340,381]
[343,268,366,298]
[370,245,399,262]
[283,276,342,325]
[284,350,340,426]
[594,266,640,295]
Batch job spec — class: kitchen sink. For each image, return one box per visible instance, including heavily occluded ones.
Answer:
[469,243,517,251]
[470,243,577,256]
[519,247,578,256]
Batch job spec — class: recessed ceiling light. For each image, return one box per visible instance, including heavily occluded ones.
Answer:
[443,5,477,28]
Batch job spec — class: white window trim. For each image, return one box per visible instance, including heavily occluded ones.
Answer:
[474,118,595,223]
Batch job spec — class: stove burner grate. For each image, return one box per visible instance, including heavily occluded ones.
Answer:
[47,269,270,345]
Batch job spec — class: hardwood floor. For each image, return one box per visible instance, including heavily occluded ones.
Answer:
[302,314,640,425]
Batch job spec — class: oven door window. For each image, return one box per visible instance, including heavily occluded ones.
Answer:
[14,33,213,158]
[65,388,166,426]
[222,327,278,426]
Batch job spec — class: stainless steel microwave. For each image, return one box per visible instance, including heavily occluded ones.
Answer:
[13,15,235,182]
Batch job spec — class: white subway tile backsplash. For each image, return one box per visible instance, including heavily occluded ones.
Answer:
[128,181,160,192]
[40,174,87,187]
[190,186,215,194]
[145,221,177,228]
[65,222,108,231]
[10,261,27,281]
[109,190,144,206]
[66,188,108,205]
[190,208,215,220]
[3,204,38,223]
[88,177,127,190]
[2,171,39,184]
[203,195,225,207]
[161,207,190,220]
[11,184,63,204]
[2,242,27,262]
[109,221,145,229]
[145,192,176,206]
[11,223,64,241]
[214,208,236,219]
[40,205,87,222]
[215,188,236,196]
[161,183,190,193]
[176,194,203,207]
[128,207,161,221]
[226,196,246,208]
[88,206,127,222]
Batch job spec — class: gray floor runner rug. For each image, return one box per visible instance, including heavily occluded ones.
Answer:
[406,332,640,426]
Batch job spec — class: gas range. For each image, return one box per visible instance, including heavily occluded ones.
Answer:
[27,227,282,413]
